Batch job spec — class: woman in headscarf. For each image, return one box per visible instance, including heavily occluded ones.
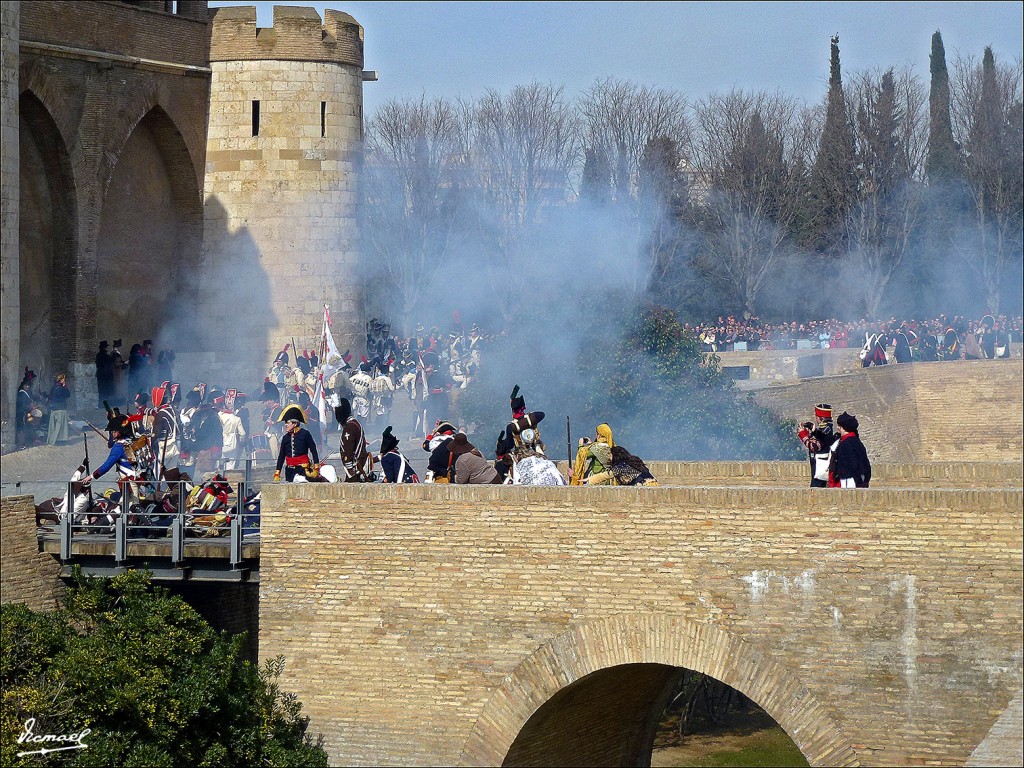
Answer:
[570,423,615,485]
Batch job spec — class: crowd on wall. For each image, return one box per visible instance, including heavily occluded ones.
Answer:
[687,313,1023,356]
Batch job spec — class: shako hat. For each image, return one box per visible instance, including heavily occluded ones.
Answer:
[814,403,833,420]
[380,426,399,455]
[278,403,307,424]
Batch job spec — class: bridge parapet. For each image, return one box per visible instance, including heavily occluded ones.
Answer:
[258,481,1023,767]
[554,460,1023,488]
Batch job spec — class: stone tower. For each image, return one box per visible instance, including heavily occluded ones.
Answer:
[204,5,366,383]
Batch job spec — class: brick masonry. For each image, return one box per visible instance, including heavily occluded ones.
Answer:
[0,494,63,612]
[755,358,1024,462]
[257,482,1023,767]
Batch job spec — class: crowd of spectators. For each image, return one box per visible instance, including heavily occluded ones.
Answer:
[685,314,1023,355]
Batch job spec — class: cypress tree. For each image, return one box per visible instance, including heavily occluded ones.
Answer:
[580,147,612,208]
[965,47,1004,220]
[805,35,857,254]
[925,30,962,183]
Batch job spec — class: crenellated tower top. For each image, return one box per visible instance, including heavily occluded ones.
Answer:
[209,5,363,67]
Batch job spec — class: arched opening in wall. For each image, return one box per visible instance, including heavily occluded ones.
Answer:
[96,106,202,369]
[19,91,77,380]
[501,664,807,768]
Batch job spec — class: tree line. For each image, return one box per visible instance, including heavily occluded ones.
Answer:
[361,32,1023,331]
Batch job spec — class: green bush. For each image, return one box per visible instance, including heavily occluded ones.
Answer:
[0,570,327,768]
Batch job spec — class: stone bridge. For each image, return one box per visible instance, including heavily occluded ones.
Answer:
[258,468,1023,767]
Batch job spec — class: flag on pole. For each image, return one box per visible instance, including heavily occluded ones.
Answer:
[320,304,344,382]
[311,372,329,429]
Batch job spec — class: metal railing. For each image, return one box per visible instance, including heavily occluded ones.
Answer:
[30,474,261,570]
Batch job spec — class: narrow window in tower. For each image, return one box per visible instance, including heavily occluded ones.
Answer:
[321,101,327,137]
[252,100,260,137]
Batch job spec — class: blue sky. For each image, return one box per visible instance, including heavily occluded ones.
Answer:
[210,1,1024,114]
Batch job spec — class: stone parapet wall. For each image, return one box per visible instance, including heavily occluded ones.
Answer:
[754,358,1023,462]
[258,482,1024,767]
[0,494,63,611]
[210,5,363,67]
[555,460,1023,488]
[718,348,864,383]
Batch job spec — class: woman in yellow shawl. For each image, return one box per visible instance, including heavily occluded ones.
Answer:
[570,423,615,485]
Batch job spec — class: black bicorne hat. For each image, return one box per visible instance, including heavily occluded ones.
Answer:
[105,408,130,434]
[261,380,280,402]
[278,403,307,424]
[334,398,352,424]
[380,426,399,455]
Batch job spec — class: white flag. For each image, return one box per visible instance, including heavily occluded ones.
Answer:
[320,304,344,382]
[311,373,329,428]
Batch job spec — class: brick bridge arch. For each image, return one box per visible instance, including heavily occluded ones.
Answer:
[460,613,858,767]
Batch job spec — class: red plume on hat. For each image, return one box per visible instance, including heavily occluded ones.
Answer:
[151,384,166,408]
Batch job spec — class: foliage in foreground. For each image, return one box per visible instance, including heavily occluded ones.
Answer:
[0,570,327,768]
[459,303,802,461]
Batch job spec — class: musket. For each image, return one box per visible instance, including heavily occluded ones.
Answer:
[82,421,109,441]
[83,430,94,511]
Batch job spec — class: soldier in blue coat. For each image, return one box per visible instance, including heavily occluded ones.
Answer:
[274,404,320,482]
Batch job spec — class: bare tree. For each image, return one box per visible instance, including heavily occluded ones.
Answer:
[843,67,928,318]
[689,90,802,317]
[363,97,470,331]
[468,82,582,307]
[950,51,1024,313]
[579,77,690,206]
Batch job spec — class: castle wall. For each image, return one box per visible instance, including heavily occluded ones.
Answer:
[257,481,1023,767]
[1,1,19,446]
[754,358,1024,462]
[202,6,366,385]
[0,494,64,612]
[8,1,210,420]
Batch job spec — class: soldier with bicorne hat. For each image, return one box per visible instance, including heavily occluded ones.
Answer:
[797,403,839,488]
[274,404,320,482]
